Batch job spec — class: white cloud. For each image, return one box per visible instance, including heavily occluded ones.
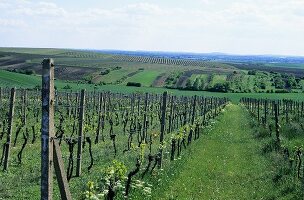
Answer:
[0,0,304,55]
[0,18,26,27]
[12,1,67,17]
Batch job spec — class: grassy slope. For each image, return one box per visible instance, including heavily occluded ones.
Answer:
[0,69,40,87]
[2,47,303,92]
[1,70,304,104]
[0,47,238,87]
[154,104,276,199]
[122,70,162,86]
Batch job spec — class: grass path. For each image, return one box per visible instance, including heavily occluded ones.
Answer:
[157,104,275,199]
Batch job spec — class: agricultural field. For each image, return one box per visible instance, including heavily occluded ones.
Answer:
[0,49,304,200]
[0,48,237,89]
[1,48,303,94]
[0,84,228,199]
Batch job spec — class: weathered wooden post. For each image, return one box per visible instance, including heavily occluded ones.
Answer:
[53,140,73,200]
[76,89,86,177]
[203,97,207,125]
[95,92,104,144]
[274,101,280,150]
[168,95,174,133]
[41,59,72,200]
[41,59,55,199]
[0,87,2,108]
[142,92,148,143]
[158,91,167,169]
[22,89,27,126]
[3,87,16,171]
[188,95,197,144]
[285,100,289,123]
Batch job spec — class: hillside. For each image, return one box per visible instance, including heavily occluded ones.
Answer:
[0,47,303,93]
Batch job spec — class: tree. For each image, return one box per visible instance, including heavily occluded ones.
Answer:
[286,76,297,89]
[185,79,193,90]
[248,70,257,75]
[209,82,230,92]
[193,78,201,91]
[274,77,285,89]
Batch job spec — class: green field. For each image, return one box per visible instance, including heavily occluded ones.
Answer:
[121,70,162,87]
[0,70,304,104]
[1,48,303,94]
[0,48,304,199]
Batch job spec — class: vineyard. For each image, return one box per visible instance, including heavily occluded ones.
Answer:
[241,97,304,198]
[0,59,228,199]
[0,58,303,200]
[112,55,209,67]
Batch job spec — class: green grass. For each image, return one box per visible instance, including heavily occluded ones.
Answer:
[122,70,162,87]
[95,68,132,84]
[0,70,41,87]
[151,104,277,199]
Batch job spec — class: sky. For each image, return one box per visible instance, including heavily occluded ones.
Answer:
[0,0,304,56]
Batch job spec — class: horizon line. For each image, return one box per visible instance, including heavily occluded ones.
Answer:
[1,46,304,58]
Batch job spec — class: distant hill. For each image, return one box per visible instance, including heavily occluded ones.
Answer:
[0,47,303,93]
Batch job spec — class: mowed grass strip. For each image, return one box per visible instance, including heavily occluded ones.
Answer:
[157,104,275,199]
[0,70,40,87]
[123,70,163,87]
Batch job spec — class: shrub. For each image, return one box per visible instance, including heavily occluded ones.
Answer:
[63,84,72,90]
[100,69,110,75]
[208,82,230,93]
[275,89,289,93]
[126,82,141,87]
[248,70,257,75]
[25,69,35,75]
[113,66,122,70]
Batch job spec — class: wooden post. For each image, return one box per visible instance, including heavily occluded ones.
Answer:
[142,93,148,142]
[23,89,27,126]
[76,89,86,177]
[41,59,55,199]
[274,102,280,149]
[53,140,72,200]
[158,91,167,169]
[41,59,72,200]
[168,95,174,133]
[203,97,207,125]
[0,87,2,108]
[95,93,103,143]
[3,87,16,171]
[188,95,197,144]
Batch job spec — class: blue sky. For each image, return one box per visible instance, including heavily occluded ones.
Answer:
[1,0,304,56]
